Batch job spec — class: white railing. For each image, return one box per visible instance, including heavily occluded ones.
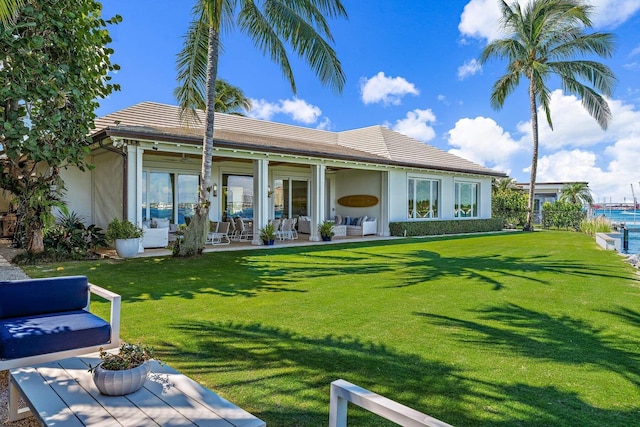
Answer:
[329,379,454,427]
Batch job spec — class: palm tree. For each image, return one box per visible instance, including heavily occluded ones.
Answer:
[492,177,520,194]
[0,0,24,25]
[559,182,593,205]
[173,79,251,115]
[174,0,346,256]
[479,0,616,231]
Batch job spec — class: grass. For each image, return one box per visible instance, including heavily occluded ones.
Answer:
[24,231,640,426]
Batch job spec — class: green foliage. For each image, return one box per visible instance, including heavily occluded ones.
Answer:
[541,201,585,230]
[389,218,504,236]
[580,215,612,236]
[259,223,276,241]
[318,220,335,238]
[105,218,142,242]
[0,0,120,252]
[44,211,107,256]
[560,183,594,205]
[89,342,157,372]
[492,185,527,228]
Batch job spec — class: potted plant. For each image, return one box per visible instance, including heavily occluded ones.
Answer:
[106,218,143,258]
[318,221,335,241]
[89,342,158,396]
[259,223,276,245]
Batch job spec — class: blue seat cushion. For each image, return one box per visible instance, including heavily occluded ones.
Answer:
[0,310,111,359]
[0,276,89,319]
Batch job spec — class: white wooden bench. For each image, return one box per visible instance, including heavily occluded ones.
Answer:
[10,355,265,426]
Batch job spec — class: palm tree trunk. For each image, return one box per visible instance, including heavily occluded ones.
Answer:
[524,79,539,232]
[175,25,219,256]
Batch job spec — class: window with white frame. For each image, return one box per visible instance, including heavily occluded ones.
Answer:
[454,181,479,218]
[407,178,439,219]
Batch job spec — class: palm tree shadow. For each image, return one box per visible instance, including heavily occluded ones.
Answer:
[416,303,640,387]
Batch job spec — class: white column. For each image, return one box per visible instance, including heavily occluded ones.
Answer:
[252,158,269,245]
[126,144,142,226]
[309,164,326,241]
[380,171,390,236]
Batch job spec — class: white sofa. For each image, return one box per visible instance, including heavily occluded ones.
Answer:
[335,215,377,236]
[141,218,170,248]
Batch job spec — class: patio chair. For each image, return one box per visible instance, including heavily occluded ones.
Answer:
[277,218,294,240]
[207,221,231,245]
[235,218,253,241]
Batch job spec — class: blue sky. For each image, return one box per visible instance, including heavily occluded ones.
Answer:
[98,0,640,202]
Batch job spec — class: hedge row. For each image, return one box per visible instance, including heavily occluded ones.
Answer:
[389,218,504,237]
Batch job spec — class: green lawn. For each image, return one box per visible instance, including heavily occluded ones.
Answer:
[24,231,640,426]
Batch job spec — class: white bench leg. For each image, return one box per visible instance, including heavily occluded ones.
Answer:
[9,376,32,422]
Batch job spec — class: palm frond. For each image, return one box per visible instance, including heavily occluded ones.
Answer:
[175,9,210,126]
[0,0,25,25]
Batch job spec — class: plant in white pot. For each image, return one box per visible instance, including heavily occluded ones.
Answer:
[106,218,142,258]
[89,343,158,396]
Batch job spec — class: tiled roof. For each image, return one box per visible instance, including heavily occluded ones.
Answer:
[92,101,505,177]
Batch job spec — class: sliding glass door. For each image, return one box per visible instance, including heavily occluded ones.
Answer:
[273,178,308,219]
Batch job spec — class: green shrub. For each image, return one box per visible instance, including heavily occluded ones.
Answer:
[389,218,504,237]
[541,201,585,230]
[105,218,143,241]
[43,211,107,257]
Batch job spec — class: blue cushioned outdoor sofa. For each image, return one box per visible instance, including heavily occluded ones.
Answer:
[0,275,120,371]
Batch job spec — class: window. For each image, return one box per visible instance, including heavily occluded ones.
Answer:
[223,174,253,219]
[142,172,199,224]
[408,178,439,219]
[455,182,479,218]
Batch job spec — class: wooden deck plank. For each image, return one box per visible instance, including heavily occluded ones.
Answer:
[150,362,265,427]
[36,361,116,427]
[10,366,84,427]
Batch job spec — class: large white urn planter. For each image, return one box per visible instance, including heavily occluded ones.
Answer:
[115,238,140,258]
[92,362,150,396]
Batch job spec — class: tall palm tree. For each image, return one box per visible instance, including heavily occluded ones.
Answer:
[174,0,346,256]
[559,182,593,205]
[479,0,615,231]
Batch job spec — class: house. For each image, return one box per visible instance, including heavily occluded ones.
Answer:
[516,181,590,223]
[3,102,506,244]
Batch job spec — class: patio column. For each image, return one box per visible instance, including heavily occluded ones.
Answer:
[252,158,269,245]
[380,171,390,236]
[309,164,326,241]
[126,144,143,226]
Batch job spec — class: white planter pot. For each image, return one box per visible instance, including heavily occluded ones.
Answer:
[92,362,150,396]
[115,238,140,258]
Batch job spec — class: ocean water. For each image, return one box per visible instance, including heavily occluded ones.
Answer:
[591,209,639,254]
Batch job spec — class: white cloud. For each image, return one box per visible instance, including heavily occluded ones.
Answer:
[522,91,640,201]
[316,117,332,131]
[457,59,482,80]
[459,0,640,42]
[517,90,640,150]
[447,116,522,174]
[387,109,437,142]
[247,97,323,125]
[360,72,419,106]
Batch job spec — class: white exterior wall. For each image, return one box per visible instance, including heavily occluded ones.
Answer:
[334,169,382,221]
[389,170,493,222]
[58,162,93,223]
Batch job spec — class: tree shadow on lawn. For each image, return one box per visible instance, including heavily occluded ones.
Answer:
[159,319,637,426]
[416,304,640,423]
[85,234,636,301]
